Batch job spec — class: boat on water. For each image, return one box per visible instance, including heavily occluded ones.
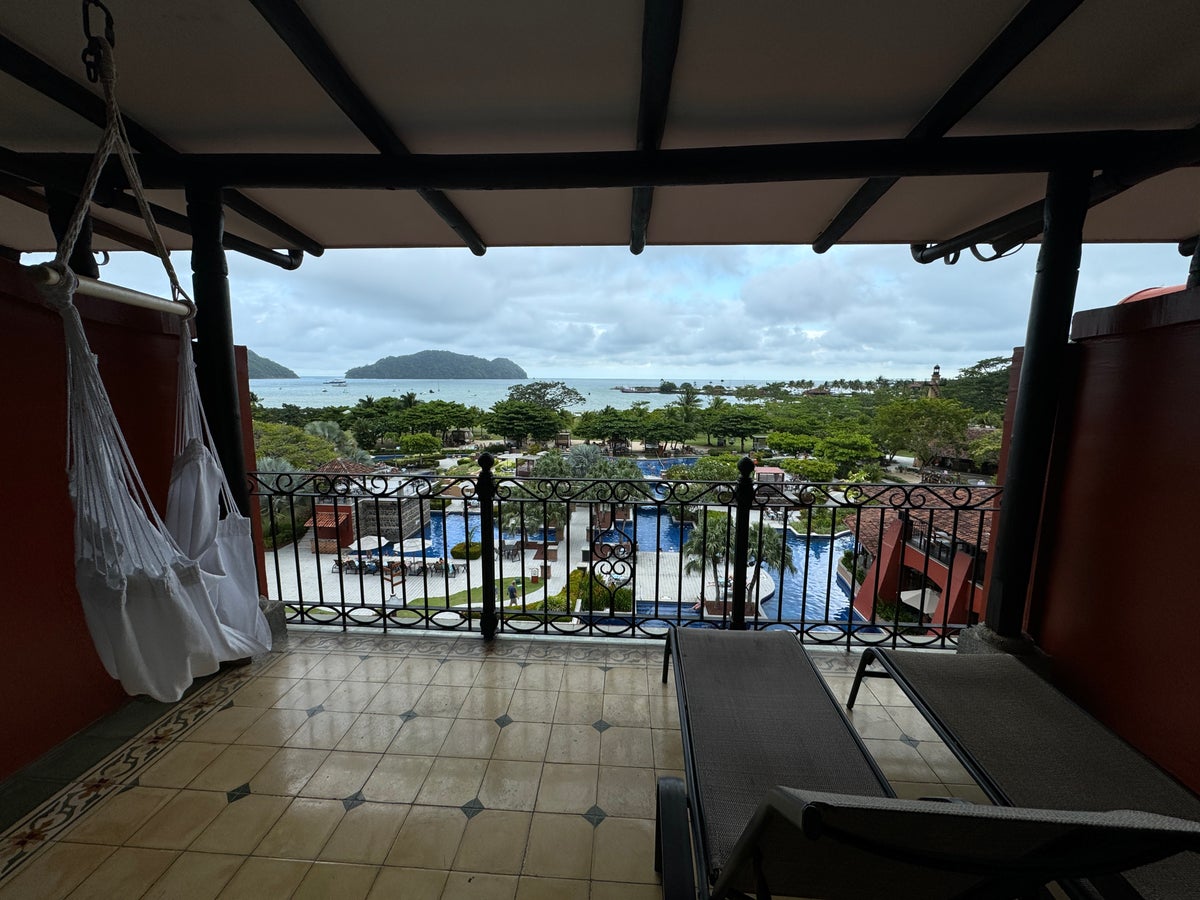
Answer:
[324,379,347,386]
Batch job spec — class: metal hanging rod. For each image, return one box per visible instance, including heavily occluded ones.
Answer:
[24,263,192,316]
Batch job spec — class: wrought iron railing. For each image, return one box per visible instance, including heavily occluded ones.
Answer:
[249,455,1002,648]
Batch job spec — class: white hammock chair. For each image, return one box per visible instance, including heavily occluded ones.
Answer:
[37,34,269,702]
[166,335,272,655]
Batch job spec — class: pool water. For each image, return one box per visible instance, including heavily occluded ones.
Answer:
[604,507,693,553]
[416,512,554,556]
[760,531,855,622]
[632,457,699,477]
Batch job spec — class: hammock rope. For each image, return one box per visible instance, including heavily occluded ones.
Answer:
[35,21,269,701]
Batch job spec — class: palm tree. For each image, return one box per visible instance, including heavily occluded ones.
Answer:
[682,514,731,602]
[682,513,795,601]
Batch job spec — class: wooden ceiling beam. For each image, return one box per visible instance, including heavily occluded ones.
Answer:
[0,33,323,259]
[0,178,157,254]
[629,0,683,255]
[912,124,1200,263]
[250,0,487,256]
[811,0,1084,253]
[9,129,1195,192]
[0,146,304,269]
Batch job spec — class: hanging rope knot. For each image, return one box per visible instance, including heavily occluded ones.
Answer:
[36,262,79,313]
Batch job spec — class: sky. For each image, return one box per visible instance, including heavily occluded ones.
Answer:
[84,241,1189,381]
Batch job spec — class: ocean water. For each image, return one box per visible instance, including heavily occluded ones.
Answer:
[250,376,760,412]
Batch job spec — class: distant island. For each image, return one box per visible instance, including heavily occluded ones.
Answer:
[247,349,298,379]
[346,350,526,379]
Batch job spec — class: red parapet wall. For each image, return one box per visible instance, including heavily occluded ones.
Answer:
[0,259,182,780]
[1031,286,1200,793]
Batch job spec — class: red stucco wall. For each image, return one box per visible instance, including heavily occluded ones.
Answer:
[0,259,184,779]
[1031,287,1200,792]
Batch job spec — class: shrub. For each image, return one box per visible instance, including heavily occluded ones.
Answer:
[565,567,634,612]
[450,540,483,560]
[484,442,508,453]
[458,456,475,465]
[428,497,450,510]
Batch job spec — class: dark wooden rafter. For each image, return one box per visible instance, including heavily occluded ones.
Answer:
[0,178,157,254]
[630,0,683,255]
[250,0,487,256]
[912,123,1200,264]
[0,145,303,269]
[0,33,322,260]
[811,0,1084,253]
[10,129,1196,192]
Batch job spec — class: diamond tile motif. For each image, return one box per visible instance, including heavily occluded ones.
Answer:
[342,790,366,811]
[400,710,418,721]
[582,804,607,826]
[592,719,611,733]
[226,782,252,804]
[494,714,514,728]
[460,797,485,819]
[306,704,325,717]
[598,665,612,672]
[517,661,530,668]
[220,699,235,711]
[900,734,921,749]
[118,777,140,793]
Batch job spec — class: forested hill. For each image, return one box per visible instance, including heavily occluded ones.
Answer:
[247,349,298,378]
[346,350,527,379]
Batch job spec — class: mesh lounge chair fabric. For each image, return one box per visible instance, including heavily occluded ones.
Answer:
[874,650,1200,899]
[714,788,1200,900]
[671,628,891,888]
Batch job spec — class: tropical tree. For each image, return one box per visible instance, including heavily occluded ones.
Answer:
[567,442,606,475]
[304,419,362,456]
[778,456,839,482]
[967,429,1004,469]
[486,400,561,447]
[816,429,878,478]
[682,513,795,601]
[939,356,1012,418]
[673,383,703,435]
[399,432,443,457]
[253,421,338,469]
[502,452,572,537]
[766,430,817,456]
[506,380,586,411]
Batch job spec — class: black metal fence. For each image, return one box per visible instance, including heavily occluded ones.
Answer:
[250,454,1002,649]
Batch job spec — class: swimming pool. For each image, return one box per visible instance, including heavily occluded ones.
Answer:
[631,457,699,477]
[628,527,854,624]
[603,507,694,552]
[414,511,554,556]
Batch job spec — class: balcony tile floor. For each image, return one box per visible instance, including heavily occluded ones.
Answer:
[0,631,985,899]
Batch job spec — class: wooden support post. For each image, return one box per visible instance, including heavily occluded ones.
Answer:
[985,169,1090,638]
[186,182,251,517]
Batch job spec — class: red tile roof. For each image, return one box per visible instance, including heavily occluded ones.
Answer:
[315,458,376,475]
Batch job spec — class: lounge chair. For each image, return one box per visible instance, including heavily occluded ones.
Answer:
[659,628,1200,900]
[709,787,1200,900]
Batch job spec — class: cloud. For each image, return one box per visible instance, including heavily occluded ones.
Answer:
[81,240,1189,380]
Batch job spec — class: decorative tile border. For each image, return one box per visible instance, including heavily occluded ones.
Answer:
[0,656,269,882]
